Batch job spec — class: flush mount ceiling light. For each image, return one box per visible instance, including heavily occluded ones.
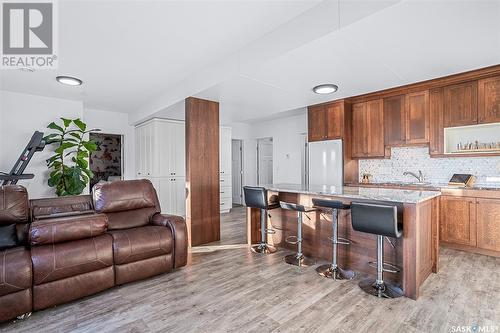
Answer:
[56,75,83,86]
[313,84,338,94]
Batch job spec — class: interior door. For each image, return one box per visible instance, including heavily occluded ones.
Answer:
[257,138,273,185]
[231,140,243,205]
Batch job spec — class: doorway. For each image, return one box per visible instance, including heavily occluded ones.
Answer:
[257,137,273,185]
[231,139,243,205]
[89,133,123,190]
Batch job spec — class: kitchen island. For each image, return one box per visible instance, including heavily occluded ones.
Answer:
[246,184,441,300]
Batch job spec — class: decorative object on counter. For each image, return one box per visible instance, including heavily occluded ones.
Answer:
[455,141,500,153]
[361,173,372,183]
[448,174,476,187]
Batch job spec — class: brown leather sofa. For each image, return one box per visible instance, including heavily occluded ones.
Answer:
[0,179,187,323]
[93,179,188,285]
[0,186,32,322]
[29,195,115,310]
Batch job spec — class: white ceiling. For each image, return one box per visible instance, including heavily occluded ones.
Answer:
[1,1,499,125]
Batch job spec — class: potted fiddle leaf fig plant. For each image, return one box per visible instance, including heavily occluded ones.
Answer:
[43,118,100,196]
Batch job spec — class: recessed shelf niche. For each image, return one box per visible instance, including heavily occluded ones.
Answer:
[444,122,500,155]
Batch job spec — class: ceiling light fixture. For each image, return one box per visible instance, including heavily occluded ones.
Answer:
[56,75,83,86]
[313,84,338,94]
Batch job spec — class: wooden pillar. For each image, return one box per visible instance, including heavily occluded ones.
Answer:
[185,97,220,247]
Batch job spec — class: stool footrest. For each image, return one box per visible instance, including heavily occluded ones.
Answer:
[266,228,276,235]
[285,235,299,245]
[368,261,401,274]
[327,236,351,245]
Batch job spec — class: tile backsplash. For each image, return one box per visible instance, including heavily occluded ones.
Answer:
[359,147,500,185]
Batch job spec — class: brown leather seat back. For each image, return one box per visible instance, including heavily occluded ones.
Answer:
[92,179,161,230]
[0,185,29,247]
[30,195,94,221]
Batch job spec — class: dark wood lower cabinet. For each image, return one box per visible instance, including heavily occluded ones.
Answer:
[476,198,500,252]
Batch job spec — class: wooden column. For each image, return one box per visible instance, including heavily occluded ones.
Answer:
[185,97,220,247]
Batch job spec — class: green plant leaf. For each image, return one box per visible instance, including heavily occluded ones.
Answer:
[61,118,72,127]
[55,142,77,154]
[68,132,82,140]
[76,157,88,169]
[82,141,97,152]
[47,122,64,133]
[73,118,87,132]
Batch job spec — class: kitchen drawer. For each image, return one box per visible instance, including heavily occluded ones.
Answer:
[219,175,232,187]
[220,186,232,199]
[220,197,232,212]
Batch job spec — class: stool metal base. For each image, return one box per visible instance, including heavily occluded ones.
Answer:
[251,243,277,254]
[358,278,404,298]
[284,254,315,267]
[316,264,355,280]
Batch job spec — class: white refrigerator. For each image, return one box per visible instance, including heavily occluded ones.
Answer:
[307,139,343,188]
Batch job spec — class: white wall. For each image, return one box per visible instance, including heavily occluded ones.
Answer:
[0,91,83,198]
[0,91,133,199]
[227,110,307,185]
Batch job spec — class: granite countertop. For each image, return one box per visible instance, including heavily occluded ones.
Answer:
[262,183,441,204]
[346,181,500,191]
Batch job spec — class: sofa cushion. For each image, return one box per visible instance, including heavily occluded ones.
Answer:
[0,247,32,297]
[31,234,113,285]
[0,224,18,250]
[109,226,172,265]
[29,213,108,245]
[0,185,29,224]
[30,195,94,221]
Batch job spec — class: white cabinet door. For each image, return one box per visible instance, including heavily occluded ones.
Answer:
[157,122,173,177]
[219,127,232,176]
[157,178,173,214]
[173,123,185,177]
[135,126,142,177]
[174,177,186,216]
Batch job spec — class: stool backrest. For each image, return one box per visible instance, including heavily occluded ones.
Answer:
[243,186,268,209]
[312,198,350,210]
[350,202,403,238]
[280,201,307,212]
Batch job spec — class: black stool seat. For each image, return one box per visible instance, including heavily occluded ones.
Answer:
[312,198,355,280]
[350,201,404,298]
[279,201,316,213]
[278,201,316,267]
[312,198,350,210]
[243,186,280,255]
[351,202,402,238]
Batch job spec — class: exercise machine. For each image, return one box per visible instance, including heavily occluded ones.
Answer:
[0,131,45,186]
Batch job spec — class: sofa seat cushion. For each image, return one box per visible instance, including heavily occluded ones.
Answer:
[0,247,31,297]
[109,226,172,265]
[31,234,113,285]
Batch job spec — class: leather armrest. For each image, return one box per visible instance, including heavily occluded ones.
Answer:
[29,213,108,246]
[151,213,187,268]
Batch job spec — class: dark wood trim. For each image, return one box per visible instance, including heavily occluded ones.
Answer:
[185,97,220,247]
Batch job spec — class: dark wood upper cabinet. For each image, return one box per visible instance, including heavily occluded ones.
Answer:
[352,99,385,158]
[384,95,406,146]
[443,81,478,127]
[478,75,500,124]
[429,88,445,156]
[406,90,430,144]
[326,102,344,139]
[384,91,429,146]
[307,105,327,142]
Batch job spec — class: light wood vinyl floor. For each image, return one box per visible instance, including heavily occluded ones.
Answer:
[1,246,499,333]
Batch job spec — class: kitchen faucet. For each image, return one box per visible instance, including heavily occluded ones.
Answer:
[403,170,424,182]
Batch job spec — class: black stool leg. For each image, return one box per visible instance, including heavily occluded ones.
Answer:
[359,235,403,298]
[251,208,277,254]
[316,208,355,280]
[285,211,315,267]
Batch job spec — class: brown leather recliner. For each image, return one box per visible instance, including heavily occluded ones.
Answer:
[0,186,32,322]
[93,179,187,285]
[29,196,115,311]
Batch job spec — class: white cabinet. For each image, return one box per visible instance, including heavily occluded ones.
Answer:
[136,119,186,216]
[219,127,232,213]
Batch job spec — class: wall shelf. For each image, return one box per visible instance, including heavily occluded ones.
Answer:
[444,122,500,155]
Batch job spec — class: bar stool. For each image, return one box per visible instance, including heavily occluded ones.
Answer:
[243,186,280,254]
[350,202,404,298]
[312,198,355,280]
[279,201,316,267]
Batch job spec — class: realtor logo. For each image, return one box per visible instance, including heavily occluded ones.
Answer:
[1,0,58,69]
